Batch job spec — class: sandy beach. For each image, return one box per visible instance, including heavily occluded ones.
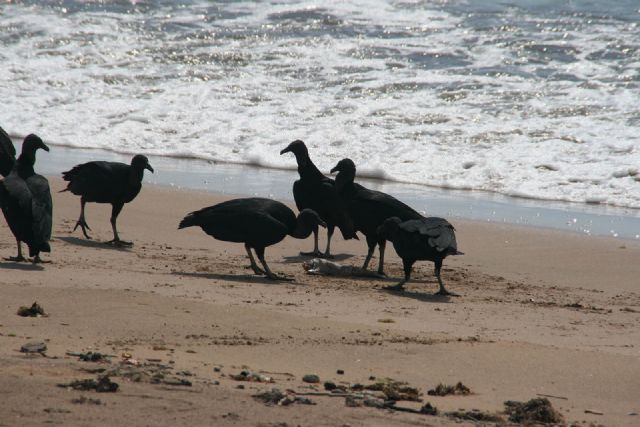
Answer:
[1,176,639,426]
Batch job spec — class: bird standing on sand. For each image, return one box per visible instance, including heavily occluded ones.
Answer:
[61,154,154,246]
[0,134,52,262]
[0,126,16,177]
[280,140,357,258]
[179,197,326,280]
[377,216,462,295]
[330,158,422,275]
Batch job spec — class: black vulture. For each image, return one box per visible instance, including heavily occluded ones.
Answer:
[179,197,326,280]
[330,158,422,275]
[0,134,52,262]
[0,126,16,177]
[377,216,462,295]
[61,154,154,246]
[280,140,356,258]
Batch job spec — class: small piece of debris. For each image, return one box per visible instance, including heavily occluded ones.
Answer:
[324,381,337,391]
[447,409,503,422]
[377,318,395,323]
[71,396,102,405]
[420,403,438,415]
[337,369,345,375]
[20,341,47,354]
[427,382,471,396]
[17,302,46,317]
[66,351,106,362]
[58,376,119,393]
[43,408,71,414]
[504,398,564,424]
[253,388,316,406]
[585,409,604,415]
[302,374,320,384]
[364,378,422,402]
[231,370,274,383]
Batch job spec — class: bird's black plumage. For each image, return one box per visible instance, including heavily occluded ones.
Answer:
[378,216,462,295]
[61,154,153,246]
[0,126,16,177]
[330,158,422,275]
[0,134,52,262]
[280,140,356,258]
[179,197,326,280]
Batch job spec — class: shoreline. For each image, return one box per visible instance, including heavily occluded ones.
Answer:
[29,141,640,241]
[1,176,639,426]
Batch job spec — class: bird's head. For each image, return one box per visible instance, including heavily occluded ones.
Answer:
[330,158,356,175]
[280,139,308,157]
[377,217,402,240]
[298,208,326,229]
[131,154,154,173]
[22,134,49,153]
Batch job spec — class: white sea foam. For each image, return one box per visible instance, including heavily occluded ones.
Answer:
[1,0,639,207]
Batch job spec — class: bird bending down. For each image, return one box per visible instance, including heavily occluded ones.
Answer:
[61,154,153,246]
[377,216,462,296]
[0,134,52,263]
[179,197,326,280]
[330,158,423,275]
[280,140,357,258]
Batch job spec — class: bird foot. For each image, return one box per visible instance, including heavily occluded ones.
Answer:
[383,284,405,292]
[4,255,26,263]
[248,265,266,275]
[300,250,333,259]
[32,256,51,264]
[376,270,387,277]
[435,289,459,297]
[72,219,92,239]
[106,239,133,247]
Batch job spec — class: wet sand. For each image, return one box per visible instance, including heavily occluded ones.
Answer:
[0,178,639,426]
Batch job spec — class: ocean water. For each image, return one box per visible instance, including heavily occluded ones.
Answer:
[1,0,639,207]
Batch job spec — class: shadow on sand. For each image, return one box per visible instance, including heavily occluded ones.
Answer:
[0,260,45,271]
[56,236,132,252]
[172,270,297,285]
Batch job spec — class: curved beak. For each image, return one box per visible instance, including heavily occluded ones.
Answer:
[329,164,339,174]
[280,146,291,155]
[318,219,327,228]
[41,142,50,152]
[145,163,154,173]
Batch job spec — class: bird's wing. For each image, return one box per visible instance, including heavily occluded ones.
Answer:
[318,180,357,239]
[292,179,309,212]
[0,126,16,177]
[27,174,53,242]
[62,161,128,198]
[1,173,32,213]
[353,186,422,221]
[400,218,457,252]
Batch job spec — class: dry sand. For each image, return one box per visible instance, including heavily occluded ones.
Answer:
[1,177,639,426]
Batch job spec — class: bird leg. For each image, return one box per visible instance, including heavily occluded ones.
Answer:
[72,199,92,239]
[376,240,387,276]
[300,228,323,257]
[245,244,265,275]
[384,259,413,292]
[5,241,26,262]
[255,247,292,281]
[434,260,459,297]
[322,226,335,259]
[361,240,376,270]
[106,203,132,246]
